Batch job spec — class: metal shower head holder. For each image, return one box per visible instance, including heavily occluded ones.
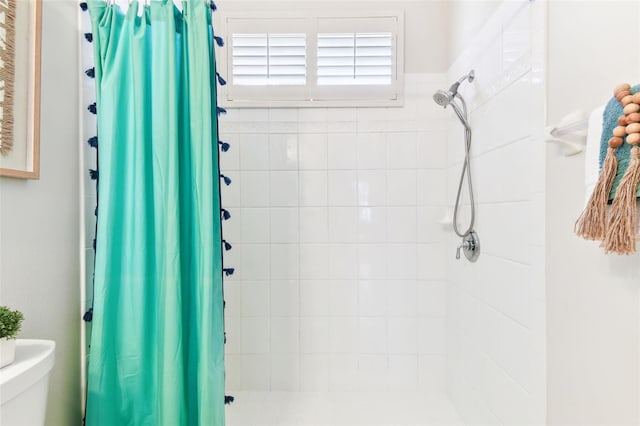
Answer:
[432,70,475,108]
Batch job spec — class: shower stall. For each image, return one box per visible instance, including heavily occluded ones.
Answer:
[215,1,547,425]
[74,0,640,425]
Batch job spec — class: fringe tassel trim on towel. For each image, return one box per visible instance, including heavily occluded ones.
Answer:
[603,144,640,254]
[575,143,620,240]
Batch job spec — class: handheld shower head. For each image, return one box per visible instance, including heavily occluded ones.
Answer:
[433,70,475,108]
[433,89,453,107]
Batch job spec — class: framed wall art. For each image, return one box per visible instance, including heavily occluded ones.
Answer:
[0,0,41,179]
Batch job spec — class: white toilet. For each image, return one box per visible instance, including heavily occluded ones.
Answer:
[0,340,56,426]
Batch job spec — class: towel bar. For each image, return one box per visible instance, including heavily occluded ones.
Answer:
[546,112,589,156]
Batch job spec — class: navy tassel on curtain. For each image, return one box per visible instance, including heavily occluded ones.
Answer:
[83,308,93,322]
[220,174,232,186]
[88,136,98,148]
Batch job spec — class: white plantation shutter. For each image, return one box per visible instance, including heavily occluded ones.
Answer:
[232,33,306,86]
[231,34,268,86]
[219,12,403,107]
[317,33,392,86]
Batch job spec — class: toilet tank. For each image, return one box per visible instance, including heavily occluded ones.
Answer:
[0,340,56,426]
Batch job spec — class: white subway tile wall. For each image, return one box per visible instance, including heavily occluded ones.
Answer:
[220,73,450,393]
[445,1,546,425]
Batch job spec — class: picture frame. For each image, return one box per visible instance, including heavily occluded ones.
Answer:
[0,0,42,179]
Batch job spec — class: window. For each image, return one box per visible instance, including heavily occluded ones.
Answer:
[215,8,404,107]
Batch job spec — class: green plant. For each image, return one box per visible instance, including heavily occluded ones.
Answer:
[0,306,24,339]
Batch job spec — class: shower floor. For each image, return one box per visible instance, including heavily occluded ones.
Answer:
[225,391,463,426]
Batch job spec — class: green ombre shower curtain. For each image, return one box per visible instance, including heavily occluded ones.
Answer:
[85,1,225,424]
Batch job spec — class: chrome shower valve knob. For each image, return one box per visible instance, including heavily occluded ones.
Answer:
[455,231,480,262]
[455,240,469,260]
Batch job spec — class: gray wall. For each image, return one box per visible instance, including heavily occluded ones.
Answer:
[546,1,640,424]
[0,0,81,424]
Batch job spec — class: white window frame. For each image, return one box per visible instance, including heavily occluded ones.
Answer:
[215,4,405,108]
